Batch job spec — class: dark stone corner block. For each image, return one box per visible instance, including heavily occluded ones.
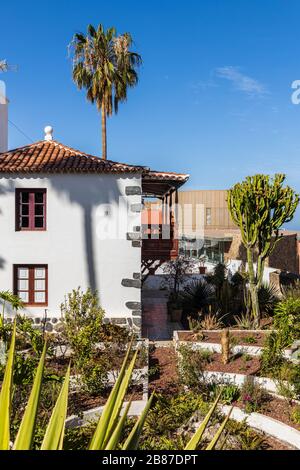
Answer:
[125,301,142,310]
[121,278,142,289]
[125,186,142,196]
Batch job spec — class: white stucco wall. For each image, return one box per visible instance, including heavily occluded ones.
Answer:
[0,173,142,322]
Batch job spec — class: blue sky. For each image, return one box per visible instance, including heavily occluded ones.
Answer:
[1,0,300,228]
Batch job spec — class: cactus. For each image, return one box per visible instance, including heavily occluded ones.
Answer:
[227,174,299,327]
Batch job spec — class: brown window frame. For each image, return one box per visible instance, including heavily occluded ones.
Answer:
[15,189,47,231]
[13,264,48,306]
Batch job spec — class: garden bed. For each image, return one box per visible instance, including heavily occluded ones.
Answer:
[174,330,298,360]
[177,330,270,347]
[204,353,261,375]
[221,404,300,448]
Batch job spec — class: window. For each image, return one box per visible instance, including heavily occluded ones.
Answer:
[206,207,212,226]
[14,265,48,306]
[16,189,46,231]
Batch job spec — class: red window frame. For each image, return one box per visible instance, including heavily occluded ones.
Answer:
[15,189,47,231]
[13,264,48,306]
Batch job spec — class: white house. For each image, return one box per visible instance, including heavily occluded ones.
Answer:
[0,127,188,333]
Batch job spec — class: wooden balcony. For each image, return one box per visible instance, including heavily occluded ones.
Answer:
[142,224,178,261]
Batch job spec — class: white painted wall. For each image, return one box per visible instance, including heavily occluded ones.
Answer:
[0,173,142,320]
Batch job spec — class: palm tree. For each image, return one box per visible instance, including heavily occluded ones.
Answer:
[70,24,142,160]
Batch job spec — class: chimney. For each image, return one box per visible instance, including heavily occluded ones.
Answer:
[0,81,8,153]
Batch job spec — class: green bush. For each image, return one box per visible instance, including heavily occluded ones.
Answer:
[177,344,212,392]
[261,297,300,376]
[240,378,269,413]
[61,288,105,371]
[220,384,240,405]
[81,358,109,395]
[290,405,300,425]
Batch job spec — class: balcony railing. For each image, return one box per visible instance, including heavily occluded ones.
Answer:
[141,224,178,261]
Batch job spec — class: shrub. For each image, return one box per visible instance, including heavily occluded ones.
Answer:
[81,358,109,395]
[240,378,269,413]
[220,384,240,405]
[290,405,300,425]
[177,344,212,392]
[61,288,105,371]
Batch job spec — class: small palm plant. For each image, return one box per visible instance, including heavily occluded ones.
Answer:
[0,324,230,450]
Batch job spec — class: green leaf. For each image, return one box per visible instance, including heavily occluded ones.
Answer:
[103,350,138,447]
[184,392,222,450]
[0,322,16,450]
[13,342,47,450]
[205,407,232,450]
[122,392,154,450]
[104,400,132,450]
[40,364,70,450]
[89,340,133,450]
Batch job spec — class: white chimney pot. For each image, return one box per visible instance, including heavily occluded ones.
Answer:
[44,125,53,141]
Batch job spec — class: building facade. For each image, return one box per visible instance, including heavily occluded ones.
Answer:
[0,132,188,330]
[177,190,300,274]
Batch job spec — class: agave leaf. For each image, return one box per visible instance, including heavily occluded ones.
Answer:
[184,392,222,450]
[103,349,138,447]
[13,342,47,450]
[89,340,134,450]
[40,364,70,450]
[122,392,154,450]
[205,407,232,450]
[104,400,132,450]
[0,322,16,450]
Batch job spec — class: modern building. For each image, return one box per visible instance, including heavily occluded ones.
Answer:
[177,190,300,274]
[0,127,188,331]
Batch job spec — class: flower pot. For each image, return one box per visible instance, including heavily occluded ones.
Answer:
[171,308,182,323]
[199,266,206,274]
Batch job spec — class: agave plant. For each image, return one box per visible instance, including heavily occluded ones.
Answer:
[180,280,215,314]
[0,323,230,450]
[258,282,280,315]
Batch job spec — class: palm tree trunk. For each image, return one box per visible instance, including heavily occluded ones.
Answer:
[101,102,107,160]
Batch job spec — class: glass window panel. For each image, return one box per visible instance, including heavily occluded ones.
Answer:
[18,291,28,302]
[18,268,29,279]
[35,217,44,228]
[35,279,45,290]
[18,279,28,290]
[35,192,44,203]
[35,268,45,279]
[34,291,45,303]
[21,205,29,215]
[35,205,44,216]
[21,192,29,203]
[21,216,29,228]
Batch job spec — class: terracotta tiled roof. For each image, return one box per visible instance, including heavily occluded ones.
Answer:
[0,140,146,174]
[0,139,190,196]
[145,170,190,182]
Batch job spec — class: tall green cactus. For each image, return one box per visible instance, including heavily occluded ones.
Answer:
[227,174,299,326]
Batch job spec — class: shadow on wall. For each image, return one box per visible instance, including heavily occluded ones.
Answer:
[0,174,132,303]
[50,174,125,299]
[0,180,15,274]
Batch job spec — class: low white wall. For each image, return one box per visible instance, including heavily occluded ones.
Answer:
[221,405,300,449]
